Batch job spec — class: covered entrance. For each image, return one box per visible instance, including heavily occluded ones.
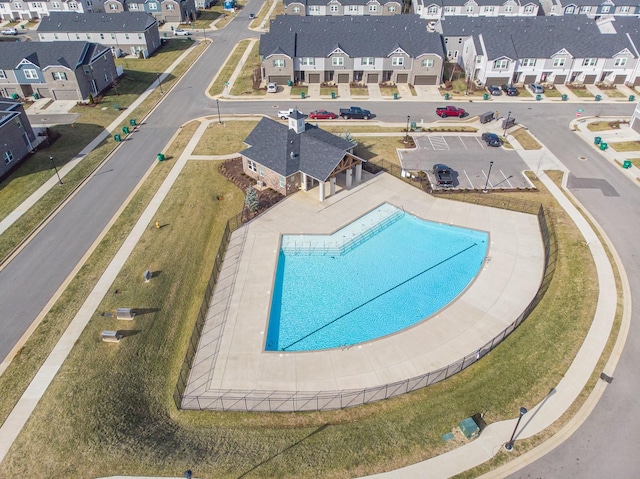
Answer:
[301,153,365,202]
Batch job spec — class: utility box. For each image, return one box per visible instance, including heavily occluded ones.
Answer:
[459,417,480,439]
[479,111,494,124]
[101,330,122,343]
[502,117,516,130]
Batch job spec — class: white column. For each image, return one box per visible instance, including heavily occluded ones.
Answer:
[301,172,308,191]
[346,168,353,189]
[318,181,326,202]
[330,176,336,196]
[355,163,362,183]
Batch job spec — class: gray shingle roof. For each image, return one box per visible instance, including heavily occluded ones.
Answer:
[241,116,357,181]
[260,15,445,59]
[37,12,157,33]
[0,42,108,70]
[442,16,636,59]
[284,0,400,5]
[0,97,22,128]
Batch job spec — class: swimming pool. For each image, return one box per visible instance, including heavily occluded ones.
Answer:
[266,204,488,352]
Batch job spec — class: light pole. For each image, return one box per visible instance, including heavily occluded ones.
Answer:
[405,115,410,143]
[483,160,493,193]
[49,155,63,185]
[156,72,164,95]
[504,407,528,451]
[216,99,222,124]
[503,110,511,137]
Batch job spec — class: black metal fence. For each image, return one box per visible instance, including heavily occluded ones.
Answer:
[174,166,558,412]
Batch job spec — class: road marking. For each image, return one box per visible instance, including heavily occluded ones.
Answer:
[499,170,514,188]
[429,135,449,150]
[457,136,468,150]
[464,170,475,188]
[474,137,486,149]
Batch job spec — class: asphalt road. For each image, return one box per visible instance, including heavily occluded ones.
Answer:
[0,7,639,478]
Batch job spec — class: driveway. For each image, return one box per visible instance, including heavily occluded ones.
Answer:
[400,134,532,189]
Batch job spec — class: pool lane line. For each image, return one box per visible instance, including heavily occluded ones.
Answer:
[280,242,480,351]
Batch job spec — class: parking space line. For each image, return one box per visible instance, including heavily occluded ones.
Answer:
[463,170,475,188]
[497,170,514,188]
[474,137,486,149]
[457,136,468,150]
[429,136,449,151]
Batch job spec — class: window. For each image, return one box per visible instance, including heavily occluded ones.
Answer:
[581,6,591,12]
[601,5,610,12]
[109,3,118,9]
[83,65,91,74]
[292,6,300,12]
[0,71,5,79]
[332,57,344,66]
[301,57,315,65]
[522,58,536,67]
[75,33,80,39]
[388,5,396,11]
[14,2,22,7]
[15,117,21,128]
[427,5,438,13]
[52,71,67,80]
[86,33,91,39]
[110,33,115,39]
[476,56,482,64]
[104,73,109,81]
[369,4,377,11]
[504,5,513,12]
[615,57,627,67]
[99,33,105,39]
[330,4,338,11]
[309,5,319,11]
[553,58,566,67]
[247,160,257,172]
[259,166,264,177]
[444,6,455,12]
[31,2,42,7]
[392,57,404,66]
[466,5,474,12]
[125,33,130,39]
[23,69,38,79]
[621,6,630,12]
[484,6,494,12]
[583,58,596,66]
[138,34,142,39]
[421,58,434,67]
[565,6,574,13]
[166,3,174,9]
[4,151,14,165]
[129,3,138,9]
[273,59,285,67]
[494,59,508,69]
[348,5,357,11]
[279,176,285,188]
[362,57,374,65]
[148,2,157,9]
[68,1,77,7]
[524,5,534,13]
[52,1,59,6]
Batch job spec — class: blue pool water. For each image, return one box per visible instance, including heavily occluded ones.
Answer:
[266,204,488,352]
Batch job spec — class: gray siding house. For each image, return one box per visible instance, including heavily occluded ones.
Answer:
[102,0,197,23]
[284,0,403,16]
[414,0,539,21]
[36,12,161,58]
[0,41,118,101]
[0,97,37,178]
[261,15,445,85]
[543,0,640,16]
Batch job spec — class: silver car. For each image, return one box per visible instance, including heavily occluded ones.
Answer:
[1,28,18,35]
[529,83,544,94]
[267,82,277,93]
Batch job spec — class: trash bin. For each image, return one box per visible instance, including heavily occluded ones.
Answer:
[33,92,39,100]
[410,121,417,130]
[444,93,450,100]
[157,153,165,162]
[594,136,601,145]
[11,93,18,100]
[536,94,542,101]
[287,80,293,87]
[301,91,305,99]
[20,24,24,29]
[629,95,636,102]
[130,119,136,126]
[393,92,398,100]
[599,142,608,151]
[331,91,336,99]
[623,160,632,169]
[483,93,489,100]
[595,94,602,102]
[114,134,121,142]
[122,126,130,134]
[561,94,568,101]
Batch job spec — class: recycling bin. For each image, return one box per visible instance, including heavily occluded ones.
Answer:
[561,94,568,101]
[394,93,398,100]
[331,91,335,99]
[594,137,601,145]
[130,119,136,126]
[630,95,636,102]
[122,126,130,134]
[599,142,608,151]
[157,153,165,162]
[33,92,39,100]
[287,80,293,87]
[444,93,450,100]
[114,134,121,142]
[536,94,542,101]
[301,91,305,99]
[623,160,632,169]
[595,94,602,102]
[483,93,489,100]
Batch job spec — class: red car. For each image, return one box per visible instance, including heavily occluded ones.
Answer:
[309,110,338,120]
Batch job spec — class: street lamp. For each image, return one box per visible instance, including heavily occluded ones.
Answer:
[156,72,164,95]
[49,155,63,185]
[483,160,494,193]
[405,115,410,143]
[503,110,512,137]
[504,406,528,451]
[216,99,222,124]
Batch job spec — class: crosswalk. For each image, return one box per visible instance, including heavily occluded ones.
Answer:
[428,135,449,150]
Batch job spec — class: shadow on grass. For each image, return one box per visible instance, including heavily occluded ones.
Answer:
[134,308,161,317]
[117,329,142,338]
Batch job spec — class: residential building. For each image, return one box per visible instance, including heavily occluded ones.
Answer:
[440,16,639,86]
[0,0,95,20]
[283,0,403,16]
[102,0,197,24]
[240,110,365,202]
[0,41,117,100]
[260,15,445,85]
[36,12,160,58]
[0,97,36,178]
[542,0,640,16]
[413,0,539,21]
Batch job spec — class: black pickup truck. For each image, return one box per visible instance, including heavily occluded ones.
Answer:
[432,164,454,187]
[339,106,372,120]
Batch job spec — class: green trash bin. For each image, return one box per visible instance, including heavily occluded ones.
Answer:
[599,142,608,151]
[114,134,121,142]
[410,121,417,130]
[287,80,293,87]
[157,153,165,162]
[594,136,601,145]
[630,95,636,102]
[122,126,130,134]
[331,91,336,99]
[11,93,18,100]
[301,91,305,99]
[536,94,542,101]
[561,94,568,101]
[130,119,136,126]
[444,93,450,100]
[393,92,398,100]
[595,94,602,102]
[483,93,489,100]
[623,160,632,169]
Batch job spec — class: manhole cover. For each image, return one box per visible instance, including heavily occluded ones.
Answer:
[579,156,587,161]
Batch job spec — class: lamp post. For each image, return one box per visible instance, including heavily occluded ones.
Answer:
[483,160,493,193]
[49,155,63,185]
[156,72,164,95]
[504,407,528,451]
[184,470,192,479]
[405,115,410,143]
[503,110,511,137]
[216,99,222,124]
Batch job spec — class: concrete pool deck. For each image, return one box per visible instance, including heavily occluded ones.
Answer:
[182,172,545,411]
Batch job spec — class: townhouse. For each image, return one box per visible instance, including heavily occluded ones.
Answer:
[283,0,403,16]
[0,0,94,20]
[103,0,197,23]
[0,97,37,178]
[542,0,640,16]
[260,15,445,85]
[413,0,539,21]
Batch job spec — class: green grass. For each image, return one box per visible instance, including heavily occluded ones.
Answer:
[191,120,258,155]
[542,88,562,98]
[249,0,283,29]
[587,121,623,132]
[511,128,542,150]
[230,41,264,96]
[320,87,338,96]
[291,86,308,96]
[350,86,369,96]
[569,88,594,98]
[191,8,223,29]
[380,85,399,97]
[208,39,251,96]
[602,88,626,98]
[608,141,640,152]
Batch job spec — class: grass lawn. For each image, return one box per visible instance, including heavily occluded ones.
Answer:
[208,39,251,96]
[320,86,338,96]
[511,128,542,150]
[408,84,417,96]
[542,88,562,98]
[518,87,532,97]
[191,120,258,155]
[425,126,478,133]
[350,86,369,96]
[587,121,623,132]
[608,141,640,152]
[602,88,627,98]
[230,41,264,96]
[353,136,407,167]
[191,8,223,29]
[569,88,594,98]
[380,85,399,97]
[250,0,283,29]
[291,86,308,97]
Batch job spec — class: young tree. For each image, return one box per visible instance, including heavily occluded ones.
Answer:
[245,185,259,213]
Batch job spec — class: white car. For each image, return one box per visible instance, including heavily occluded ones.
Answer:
[267,82,277,93]
[173,29,191,36]
[278,108,295,120]
[1,28,18,36]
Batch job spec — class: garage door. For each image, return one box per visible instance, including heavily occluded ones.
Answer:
[583,75,597,84]
[337,73,349,83]
[523,75,537,84]
[413,75,438,85]
[308,73,320,84]
[613,75,626,85]
[553,75,567,84]
[484,77,508,86]
[37,88,50,98]
[396,73,408,83]
[52,90,78,100]
[268,75,290,85]
[367,73,379,83]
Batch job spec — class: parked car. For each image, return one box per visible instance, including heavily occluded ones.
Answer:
[173,29,191,36]
[501,84,519,96]
[339,106,372,120]
[249,13,256,18]
[432,164,454,187]
[1,28,18,35]
[267,82,278,93]
[277,108,295,119]
[486,85,502,96]
[481,132,502,147]
[435,106,466,118]
[529,83,544,94]
[309,109,337,120]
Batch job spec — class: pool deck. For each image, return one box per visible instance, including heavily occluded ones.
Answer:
[182,173,544,410]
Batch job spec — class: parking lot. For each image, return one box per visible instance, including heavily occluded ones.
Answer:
[399,134,533,190]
